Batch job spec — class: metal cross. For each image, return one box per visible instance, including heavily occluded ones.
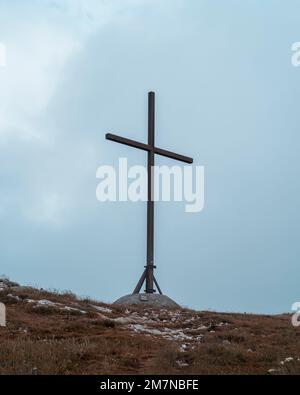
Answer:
[106,92,193,295]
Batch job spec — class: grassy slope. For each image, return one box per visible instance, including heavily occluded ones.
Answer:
[0,283,299,375]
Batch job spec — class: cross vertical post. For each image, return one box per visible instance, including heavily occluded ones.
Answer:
[146,92,155,293]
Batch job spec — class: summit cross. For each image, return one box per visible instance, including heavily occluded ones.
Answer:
[106,92,193,295]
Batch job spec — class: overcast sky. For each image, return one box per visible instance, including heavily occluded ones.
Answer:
[1,0,300,313]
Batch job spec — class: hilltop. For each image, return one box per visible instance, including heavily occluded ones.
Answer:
[0,278,299,375]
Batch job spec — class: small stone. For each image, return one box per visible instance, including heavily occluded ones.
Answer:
[179,344,188,352]
[32,367,38,375]
[222,340,231,346]
[176,360,189,368]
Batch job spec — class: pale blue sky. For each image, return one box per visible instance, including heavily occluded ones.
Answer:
[0,0,300,313]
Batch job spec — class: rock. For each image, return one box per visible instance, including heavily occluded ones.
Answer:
[280,357,294,365]
[222,340,231,346]
[0,278,20,289]
[92,305,112,314]
[0,302,6,327]
[179,344,188,352]
[113,294,180,309]
[176,360,189,368]
[7,294,21,301]
[31,367,38,375]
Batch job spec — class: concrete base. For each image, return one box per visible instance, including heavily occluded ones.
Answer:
[113,293,180,309]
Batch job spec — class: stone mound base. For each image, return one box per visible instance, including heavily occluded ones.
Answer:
[113,293,180,309]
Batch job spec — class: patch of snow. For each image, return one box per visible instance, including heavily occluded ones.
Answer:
[285,357,294,363]
[92,305,112,314]
[62,306,87,314]
[176,360,189,368]
[198,325,208,330]
[24,298,86,314]
[280,357,294,365]
[128,323,195,342]
[26,299,36,303]
[129,324,164,336]
[179,344,188,352]
[37,299,57,307]
[114,316,135,325]
[114,314,156,325]
[222,340,231,346]
[7,294,21,301]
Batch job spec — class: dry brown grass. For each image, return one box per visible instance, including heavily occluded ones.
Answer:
[0,338,90,375]
[0,286,299,375]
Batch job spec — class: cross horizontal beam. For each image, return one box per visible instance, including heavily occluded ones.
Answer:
[106,133,193,164]
[106,133,149,153]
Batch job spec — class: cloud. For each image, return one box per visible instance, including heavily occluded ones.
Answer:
[0,0,181,212]
[24,192,68,225]
[0,3,81,144]
[0,1,151,224]
[0,0,170,143]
